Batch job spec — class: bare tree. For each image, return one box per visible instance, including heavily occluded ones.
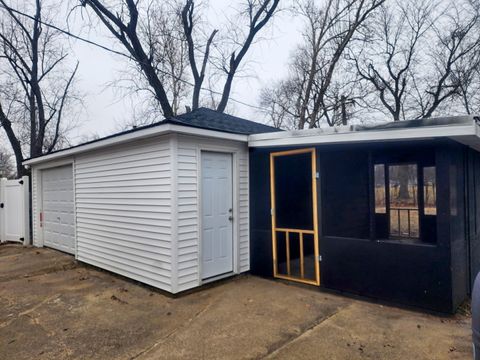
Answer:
[181,0,217,111]
[259,83,294,129]
[260,0,385,129]
[214,0,280,112]
[0,147,15,178]
[79,0,279,117]
[129,1,190,116]
[106,1,190,123]
[457,62,480,114]
[352,1,432,121]
[0,0,80,176]
[352,0,480,121]
[78,0,174,117]
[417,1,480,118]
[350,0,480,200]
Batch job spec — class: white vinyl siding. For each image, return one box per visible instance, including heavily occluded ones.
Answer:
[29,130,250,295]
[174,135,250,292]
[31,168,39,246]
[238,155,250,271]
[176,144,199,290]
[75,136,174,292]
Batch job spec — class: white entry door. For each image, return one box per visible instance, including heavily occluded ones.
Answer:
[42,165,75,255]
[201,152,234,279]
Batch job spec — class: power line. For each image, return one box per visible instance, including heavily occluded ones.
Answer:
[0,3,270,114]
[0,3,129,59]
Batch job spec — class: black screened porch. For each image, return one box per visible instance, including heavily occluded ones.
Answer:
[250,139,477,313]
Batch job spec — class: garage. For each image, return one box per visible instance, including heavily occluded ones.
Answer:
[25,108,278,294]
[41,164,75,254]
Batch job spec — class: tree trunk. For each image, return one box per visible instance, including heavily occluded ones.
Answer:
[397,167,410,200]
[341,95,347,125]
[217,70,235,113]
[0,105,25,177]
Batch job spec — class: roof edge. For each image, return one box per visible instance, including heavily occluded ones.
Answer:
[248,118,479,148]
[24,123,248,166]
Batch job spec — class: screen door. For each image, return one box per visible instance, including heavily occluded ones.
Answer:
[270,148,320,286]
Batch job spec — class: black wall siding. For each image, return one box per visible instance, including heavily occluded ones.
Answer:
[249,140,472,313]
[249,148,275,277]
[319,143,453,312]
[465,148,480,293]
[321,151,370,239]
[321,237,452,311]
[448,144,469,309]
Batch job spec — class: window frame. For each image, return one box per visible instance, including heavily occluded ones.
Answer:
[422,166,437,216]
[373,163,387,215]
[373,160,435,243]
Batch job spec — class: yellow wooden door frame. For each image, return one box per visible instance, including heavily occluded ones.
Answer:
[270,148,320,286]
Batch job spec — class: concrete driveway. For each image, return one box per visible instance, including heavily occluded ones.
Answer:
[0,244,472,360]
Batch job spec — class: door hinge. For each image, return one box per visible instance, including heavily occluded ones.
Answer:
[270,208,274,216]
[317,255,322,262]
[316,172,320,179]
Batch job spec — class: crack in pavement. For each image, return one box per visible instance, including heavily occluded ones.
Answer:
[129,298,218,360]
[0,294,62,329]
[0,262,78,284]
[259,303,355,359]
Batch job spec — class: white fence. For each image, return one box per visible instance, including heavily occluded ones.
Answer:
[0,176,30,245]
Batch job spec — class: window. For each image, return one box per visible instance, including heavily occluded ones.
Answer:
[423,167,436,215]
[388,164,419,239]
[373,161,437,243]
[374,164,386,214]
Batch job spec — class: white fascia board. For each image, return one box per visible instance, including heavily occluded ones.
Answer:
[24,124,248,166]
[449,122,480,151]
[167,124,248,142]
[248,123,477,148]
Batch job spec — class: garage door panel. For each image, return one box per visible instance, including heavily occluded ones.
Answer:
[42,165,75,255]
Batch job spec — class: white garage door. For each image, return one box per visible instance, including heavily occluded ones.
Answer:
[42,165,75,255]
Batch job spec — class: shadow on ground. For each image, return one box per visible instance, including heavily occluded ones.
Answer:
[0,244,472,360]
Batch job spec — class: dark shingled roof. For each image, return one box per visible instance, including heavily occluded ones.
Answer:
[24,107,279,162]
[168,107,279,134]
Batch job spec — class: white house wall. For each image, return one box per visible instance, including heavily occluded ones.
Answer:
[74,136,174,292]
[174,134,250,292]
[30,131,250,294]
[32,167,38,246]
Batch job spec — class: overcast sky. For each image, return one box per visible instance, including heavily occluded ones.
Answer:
[65,1,302,142]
